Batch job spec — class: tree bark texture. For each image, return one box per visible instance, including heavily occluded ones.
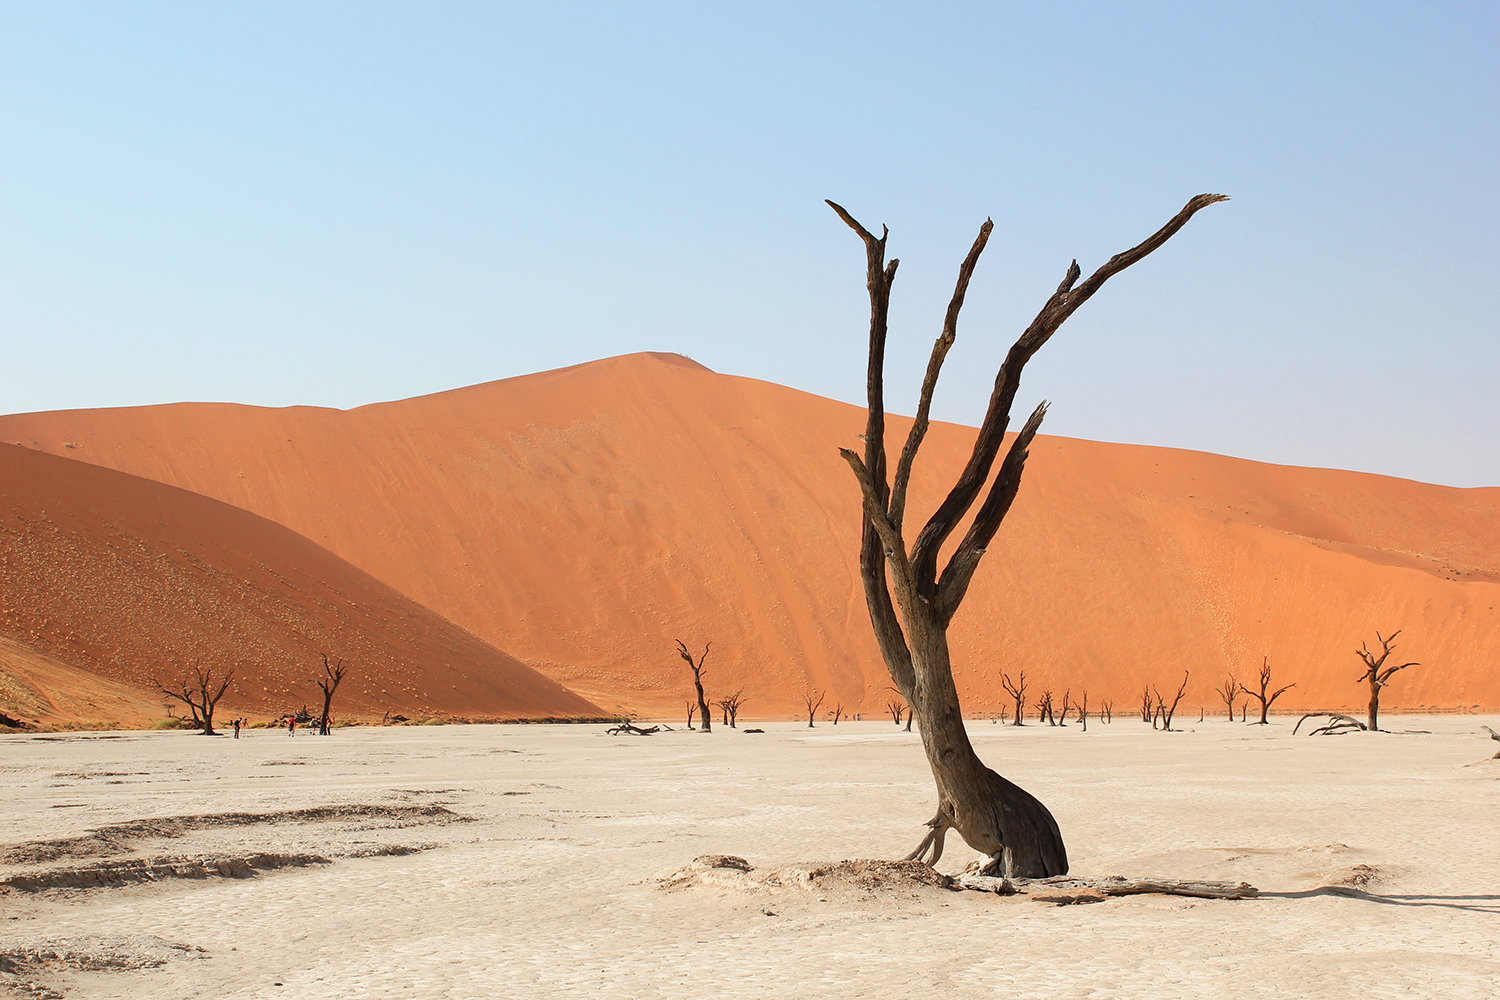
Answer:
[829,193,1226,878]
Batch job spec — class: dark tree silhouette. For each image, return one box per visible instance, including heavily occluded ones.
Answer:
[1218,673,1240,721]
[1356,631,1418,732]
[315,653,347,736]
[1139,684,1155,723]
[1001,672,1027,727]
[1153,672,1189,732]
[1240,657,1295,725]
[886,699,906,726]
[715,690,744,728]
[831,192,1226,875]
[802,689,825,728]
[156,662,234,736]
[676,640,712,733]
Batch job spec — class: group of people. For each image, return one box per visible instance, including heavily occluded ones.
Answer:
[218,716,325,737]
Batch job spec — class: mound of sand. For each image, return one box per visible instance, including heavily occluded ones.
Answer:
[0,444,603,727]
[2,353,1496,717]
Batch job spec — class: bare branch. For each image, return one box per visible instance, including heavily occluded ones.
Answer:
[890,219,994,532]
[909,194,1229,598]
[935,400,1048,622]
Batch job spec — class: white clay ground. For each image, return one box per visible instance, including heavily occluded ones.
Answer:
[2,715,1497,999]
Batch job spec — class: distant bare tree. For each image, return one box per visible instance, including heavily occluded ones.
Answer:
[1139,684,1154,723]
[1058,690,1072,727]
[315,653,347,736]
[802,689,826,728]
[1153,672,1189,732]
[715,690,744,728]
[828,703,844,725]
[1100,701,1112,724]
[1218,673,1240,721]
[1035,690,1055,726]
[886,699,906,727]
[676,640,712,733]
[1240,657,1295,725]
[684,701,697,730]
[1079,690,1089,732]
[1356,631,1418,732]
[156,662,234,736]
[1001,672,1027,727]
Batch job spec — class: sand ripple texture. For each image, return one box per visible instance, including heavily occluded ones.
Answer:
[1,717,1497,999]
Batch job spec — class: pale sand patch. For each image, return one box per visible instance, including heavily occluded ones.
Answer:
[1,716,1496,999]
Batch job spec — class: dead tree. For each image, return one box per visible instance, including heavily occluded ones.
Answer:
[828,703,844,725]
[684,701,697,730]
[1356,631,1417,732]
[1240,657,1294,725]
[1058,690,1072,727]
[1218,673,1240,721]
[1139,684,1154,723]
[155,662,234,736]
[1035,690,1055,726]
[1079,691,1089,732]
[715,690,744,728]
[886,699,906,726]
[315,653,347,736]
[803,689,826,728]
[676,640,712,733]
[1100,701,1112,724]
[1001,672,1027,726]
[1153,672,1189,732]
[831,192,1226,876]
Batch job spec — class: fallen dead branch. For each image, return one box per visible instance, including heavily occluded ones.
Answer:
[1293,713,1368,736]
[663,855,1256,902]
[606,722,660,736]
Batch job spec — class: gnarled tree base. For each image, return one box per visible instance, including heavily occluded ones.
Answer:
[904,765,1067,878]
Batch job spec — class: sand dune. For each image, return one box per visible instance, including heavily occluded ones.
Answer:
[2,353,1496,718]
[0,444,603,726]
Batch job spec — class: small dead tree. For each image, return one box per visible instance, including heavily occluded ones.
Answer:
[684,701,697,730]
[1058,689,1072,727]
[1001,672,1027,726]
[1079,690,1089,732]
[803,689,826,728]
[1100,701,1112,724]
[155,662,234,736]
[828,703,844,725]
[886,699,906,726]
[1139,684,1154,723]
[676,640,712,733]
[1240,656,1295,725]
[315,653,347,736]
[1035,690,1055,726]
[715,690,744,728]
[1218,673,1240,721]
[832,192,1226,876]
[1356,631,1418,732]
[1153,672,1189,732]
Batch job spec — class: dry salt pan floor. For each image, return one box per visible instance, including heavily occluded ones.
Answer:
[1,716,1497,999]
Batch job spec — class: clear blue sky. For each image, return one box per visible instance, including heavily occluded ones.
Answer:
[2,1,1496,487]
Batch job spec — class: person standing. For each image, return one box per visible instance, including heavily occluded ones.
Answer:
[233,718,241,739]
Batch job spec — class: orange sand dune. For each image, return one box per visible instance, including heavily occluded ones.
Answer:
[2,353,1496,719]
[0,444,604,726]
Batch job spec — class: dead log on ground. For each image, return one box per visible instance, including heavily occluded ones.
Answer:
[1293,712,1367,735]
